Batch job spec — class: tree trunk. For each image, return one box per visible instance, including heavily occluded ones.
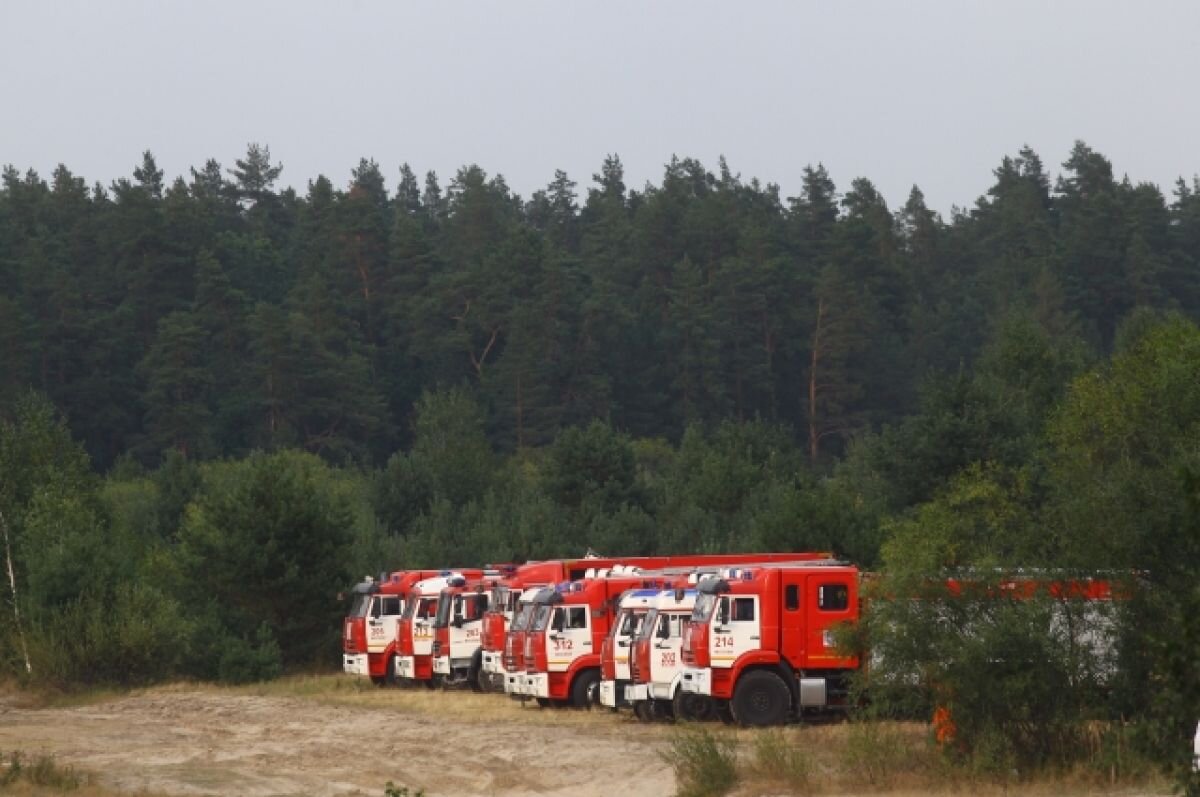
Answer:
[1,507,32,674]
[808,298,824,463]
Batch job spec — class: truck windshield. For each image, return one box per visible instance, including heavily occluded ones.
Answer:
[434,594,454,627]
[530,604,552,632]
[510,603,535,632]
[637,609,659,641]
[414,597,438,620]
[349,594,370,617]
[617,610,643,638]
[490,586,509,614]
[692,593,717,623]
[607,609,629,640]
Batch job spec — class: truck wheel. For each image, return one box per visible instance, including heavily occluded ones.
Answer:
[651,700,673,721]
[571,669,601,709]
[633,701,654,722]
[672,689,714,722]
[535,697,552,708]
[731,670,790,727]
[469,651,485,692]
[714,700,734,725]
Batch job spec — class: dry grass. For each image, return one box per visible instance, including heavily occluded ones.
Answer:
[731,721,1172,796]
[214,672,666,731]
[1,676,1173,796]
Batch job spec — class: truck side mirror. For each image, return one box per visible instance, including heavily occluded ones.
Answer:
[716,599,729,626]
[657,621,670,640]
[551,610,565,633]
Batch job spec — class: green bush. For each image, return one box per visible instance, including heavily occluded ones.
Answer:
[27,584,192,687]
[661,726,739,797]
[751,729,813,790]
[216,624,283,684]
[0,750,84,790]
[840,721,931,785]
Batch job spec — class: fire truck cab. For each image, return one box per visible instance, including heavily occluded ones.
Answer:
[503,587,552,697]
[342,570,438,684]
[485,553,825,694]
[598,588,660,709]
[431,575,497,689]
[626,588,704,720]
[679,563,859,726]
[396,571,484,684]
[523,569,665,708]
[481,561,568,691]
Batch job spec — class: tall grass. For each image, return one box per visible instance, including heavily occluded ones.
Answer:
[661,726,739,797]
[0,750,84,791]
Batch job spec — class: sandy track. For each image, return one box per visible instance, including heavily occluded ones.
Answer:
[0,687,675,797]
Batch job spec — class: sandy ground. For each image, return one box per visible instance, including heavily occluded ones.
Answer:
[0,681,1172,797]
[0,685,674,797]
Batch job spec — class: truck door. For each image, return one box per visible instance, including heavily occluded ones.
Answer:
[779,575,805,665]
[805,575,856,669]
[451,593,486,657]
[652,611,686,687]
[548,605,590,672]
[367,595,402,655]
[709,594,760,668]
[412,597,438,655]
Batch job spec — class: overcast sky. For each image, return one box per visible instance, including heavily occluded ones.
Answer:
[3,1,1198,214]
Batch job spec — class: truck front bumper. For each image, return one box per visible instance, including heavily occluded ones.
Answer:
[599,680,618,708]
[525,672,549,698]
[433,655,450,675]
[482,651,502,674]
[343,653,368,676]
[395,655,415,680]
[680,667,711,695]
[504,671,525,696]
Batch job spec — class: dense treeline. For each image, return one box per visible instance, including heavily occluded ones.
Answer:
[2,143,1200,784]
[3,143,1199,467]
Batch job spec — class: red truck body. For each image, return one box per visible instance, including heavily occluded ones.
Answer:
[597,555,838,711]
[522,574,668,706]
[679,563,860,725]
[342,570,441,684]
[395,570,490,684]
[431,575,504,689]
[490,553,831,698]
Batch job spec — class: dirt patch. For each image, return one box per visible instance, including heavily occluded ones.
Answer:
[0,685,673,796]
[0,680,1171,797]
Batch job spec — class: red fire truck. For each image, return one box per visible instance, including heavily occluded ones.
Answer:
[679,562,860,726]
[342,570,441,685]
[522,571,667,707]
[491,553,829,699]
[626,587,705,720]
[395,571,491,684]
[598,555,836,712]
[502,587,554,697]
[598,588,660,710]
[481,560,572,692]
[431,573,505,690]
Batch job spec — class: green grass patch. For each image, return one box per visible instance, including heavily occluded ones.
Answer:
[0,751,84,791]
[661,726,739,797]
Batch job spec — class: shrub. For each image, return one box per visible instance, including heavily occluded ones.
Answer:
[0,750,84,790]
[27,584,192,688]
[216,624,283,684]
[751,729,813,791]
[661,726,738,797]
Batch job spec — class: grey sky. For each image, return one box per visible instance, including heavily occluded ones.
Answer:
[3,1,1198,214]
